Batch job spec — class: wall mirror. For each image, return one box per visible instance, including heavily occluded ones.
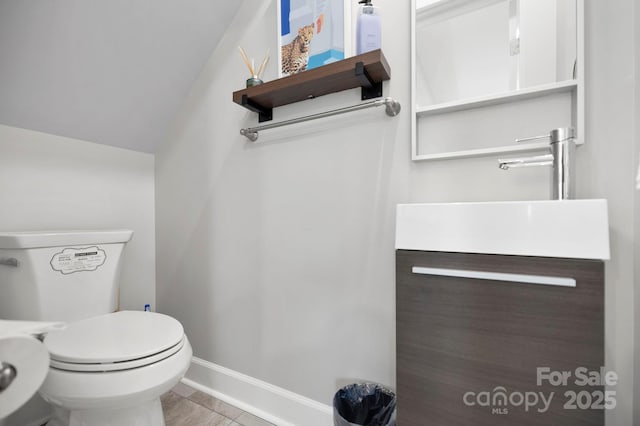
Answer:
[411,0,584,161]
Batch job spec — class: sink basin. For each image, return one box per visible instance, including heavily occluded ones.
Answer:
[396,200,610,260]
[0,321,55,419]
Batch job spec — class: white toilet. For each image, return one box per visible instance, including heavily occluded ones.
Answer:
[0,230,192,426]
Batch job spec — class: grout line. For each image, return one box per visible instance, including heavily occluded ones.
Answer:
[165,388,243,426]
[181,383,248,422]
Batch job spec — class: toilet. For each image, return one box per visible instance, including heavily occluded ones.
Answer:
[0,230,192,426]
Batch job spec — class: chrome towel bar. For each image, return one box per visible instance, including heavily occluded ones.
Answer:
[240,97,401,142]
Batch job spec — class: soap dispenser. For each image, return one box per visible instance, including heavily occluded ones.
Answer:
[356,0,381,55]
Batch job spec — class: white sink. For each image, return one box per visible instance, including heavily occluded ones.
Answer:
[0,321,57,418]
[396,200,610,260]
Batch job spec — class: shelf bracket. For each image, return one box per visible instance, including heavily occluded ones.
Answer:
[355,62,383,100]
[241,95,273,123]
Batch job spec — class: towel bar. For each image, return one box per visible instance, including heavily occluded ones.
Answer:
[240,97,401,142]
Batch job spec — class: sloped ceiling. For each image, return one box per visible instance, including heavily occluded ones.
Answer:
[0,0,243,153]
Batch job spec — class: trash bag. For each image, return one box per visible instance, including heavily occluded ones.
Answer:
[333,383,397,426]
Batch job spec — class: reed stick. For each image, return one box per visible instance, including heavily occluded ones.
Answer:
[238,46,254,75]
[257,49,270,78]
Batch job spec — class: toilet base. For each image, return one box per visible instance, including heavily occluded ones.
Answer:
[47,398,165,426]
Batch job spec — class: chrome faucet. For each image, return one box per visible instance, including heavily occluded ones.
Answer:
[0,361,17,393]
[498,127,576,200]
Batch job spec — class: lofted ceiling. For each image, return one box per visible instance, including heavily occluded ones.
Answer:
[0,0,243,153]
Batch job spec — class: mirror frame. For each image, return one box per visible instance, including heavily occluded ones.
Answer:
[411,0,585,161]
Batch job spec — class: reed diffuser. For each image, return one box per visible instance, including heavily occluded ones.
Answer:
[238,47,269,88]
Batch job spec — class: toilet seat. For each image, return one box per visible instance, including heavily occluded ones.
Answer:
[49,336,186,372]
[44,311,185,373]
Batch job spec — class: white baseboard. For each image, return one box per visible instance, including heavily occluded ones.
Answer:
[183,357,333,426]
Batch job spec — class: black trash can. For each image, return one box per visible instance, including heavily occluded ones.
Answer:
[333,383,397,426]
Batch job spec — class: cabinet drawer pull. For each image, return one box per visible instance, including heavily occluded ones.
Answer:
[411,266,576,287]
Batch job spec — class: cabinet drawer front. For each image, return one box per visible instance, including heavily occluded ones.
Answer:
[396,250,604,426]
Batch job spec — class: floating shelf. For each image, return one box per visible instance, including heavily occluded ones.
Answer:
[233,49,391,123]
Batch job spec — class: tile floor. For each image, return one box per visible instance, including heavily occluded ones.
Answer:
[161,382,275,426]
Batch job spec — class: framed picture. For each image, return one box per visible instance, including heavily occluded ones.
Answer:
[277,0,352,77]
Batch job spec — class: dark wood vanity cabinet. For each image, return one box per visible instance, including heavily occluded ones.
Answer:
[396,250,605,426]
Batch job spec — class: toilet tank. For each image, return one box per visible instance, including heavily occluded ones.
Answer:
[0,230,133,322]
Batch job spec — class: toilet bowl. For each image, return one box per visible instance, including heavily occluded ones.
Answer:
[0,230,193,425]
[39,311,192,426]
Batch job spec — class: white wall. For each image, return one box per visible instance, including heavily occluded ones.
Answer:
[157,0,636,424]
[0,1,242,153]
[635,0,640,423]
[0,125,156,311]
[156,0,410,410]
[582,2,636,424]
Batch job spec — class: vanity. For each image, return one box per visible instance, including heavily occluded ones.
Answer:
[395,200,610,425]
[399,0,608,423]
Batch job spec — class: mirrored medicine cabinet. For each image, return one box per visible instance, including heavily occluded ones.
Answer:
[411,0,584,160]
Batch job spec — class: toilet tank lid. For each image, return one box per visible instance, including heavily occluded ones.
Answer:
[0,230,133,249]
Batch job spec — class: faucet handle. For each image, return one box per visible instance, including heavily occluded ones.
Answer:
[516,127,576,144]
[515,134,551,144]
[549,127,576,143]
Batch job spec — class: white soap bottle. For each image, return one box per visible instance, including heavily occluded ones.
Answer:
[356,0,381,55]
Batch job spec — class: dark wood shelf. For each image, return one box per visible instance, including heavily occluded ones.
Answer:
[232,49,391,122]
